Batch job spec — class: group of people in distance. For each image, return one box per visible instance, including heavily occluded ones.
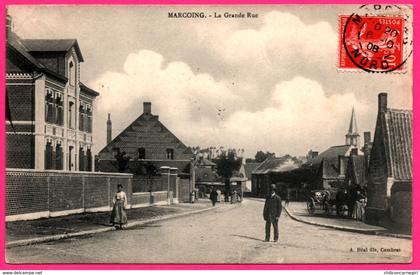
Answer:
[336,186,367,221]
[209,187,241,206]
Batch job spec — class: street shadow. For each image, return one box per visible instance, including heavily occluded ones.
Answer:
[125,224,163,231]
[293,212,352,221]
[231,234,264,242]
[96,222,114,227]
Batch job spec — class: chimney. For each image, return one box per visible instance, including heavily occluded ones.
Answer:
[378,93,387,113]
[106,113,112,145]
[143,102,152,115]
[363,131,371,145]
[350,148,358,156]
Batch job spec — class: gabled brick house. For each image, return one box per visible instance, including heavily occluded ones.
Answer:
[6,14,99,171]
[365,93,412,227]
[96,102,194,198]
[96,102,193,171]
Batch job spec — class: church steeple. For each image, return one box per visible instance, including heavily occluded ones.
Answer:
[345,107,360,147]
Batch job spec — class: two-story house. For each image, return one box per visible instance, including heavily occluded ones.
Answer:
[6,13,99,171]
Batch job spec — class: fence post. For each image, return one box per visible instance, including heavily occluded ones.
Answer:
[160,166,170,205]
[47,173,51,217]
[170,167,178,204]
[82,174,86,212]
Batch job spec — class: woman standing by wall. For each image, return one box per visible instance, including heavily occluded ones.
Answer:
[110,184,128,229]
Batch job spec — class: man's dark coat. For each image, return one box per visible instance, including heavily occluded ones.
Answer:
[263,193,282,221]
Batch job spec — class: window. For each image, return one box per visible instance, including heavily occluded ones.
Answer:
[86,148,92,171]
[69,61,76,86]
[79,147,85,171]
[138,148,146,159]
[78,103,92,133]
[79,104,85,131]
[55,143,63,170]
[86,106,92,133]
[68,146,74,171]
[68,101,75,129]
[166,148,174,160]
[44,141,53,170]
[56,95,64,125]
[44,92,49,122]
[45,90,54,123]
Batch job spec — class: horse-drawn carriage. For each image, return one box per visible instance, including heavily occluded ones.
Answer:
[306,189,348,216]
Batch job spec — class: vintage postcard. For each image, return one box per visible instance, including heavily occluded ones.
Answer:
[4,4,413,264]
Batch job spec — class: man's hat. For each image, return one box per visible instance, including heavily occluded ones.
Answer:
[270,184,276,190]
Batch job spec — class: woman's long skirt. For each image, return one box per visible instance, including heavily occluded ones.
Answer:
[110,201,127,225]
[352,201,365,221]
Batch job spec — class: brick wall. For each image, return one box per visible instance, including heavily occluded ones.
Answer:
[84,175,109,209]
[391,190,412,227]
[6,134,35,169]
[6,83,35,121]
[6,169,132,221]
[6,171,49,216]
[132,174,183,194]
[5,169,187,221]
[132,176,164,193]
[49,174,84,212]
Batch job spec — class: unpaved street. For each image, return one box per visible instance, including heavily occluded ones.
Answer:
[6,199,411,264]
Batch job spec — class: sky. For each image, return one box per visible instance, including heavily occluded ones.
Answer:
[8,5,413,158]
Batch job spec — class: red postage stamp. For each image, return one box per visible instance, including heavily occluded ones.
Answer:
[339,14,406,73]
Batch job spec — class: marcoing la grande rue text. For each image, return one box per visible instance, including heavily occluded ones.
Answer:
[168,11,258,19]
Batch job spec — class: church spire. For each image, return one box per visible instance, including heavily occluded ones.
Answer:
[348,106,358,133]
[345,107,360,147]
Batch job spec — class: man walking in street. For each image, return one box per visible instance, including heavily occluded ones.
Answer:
[263,184,282,242]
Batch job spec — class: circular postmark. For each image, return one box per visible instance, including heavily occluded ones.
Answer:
[340,5,413,73]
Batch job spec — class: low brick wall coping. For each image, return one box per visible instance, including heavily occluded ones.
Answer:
[6,168,133,177]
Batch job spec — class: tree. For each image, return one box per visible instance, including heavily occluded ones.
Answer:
[114,150,131,172]
[254,151,275,163]
[213,150,243,201]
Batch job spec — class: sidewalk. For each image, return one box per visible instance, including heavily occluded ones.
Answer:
[6,200,225,248]
[284,202,411,239]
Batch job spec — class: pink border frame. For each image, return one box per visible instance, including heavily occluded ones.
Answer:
[0,0,418,270]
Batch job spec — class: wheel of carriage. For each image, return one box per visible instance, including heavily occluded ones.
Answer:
[307,198,315,214]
